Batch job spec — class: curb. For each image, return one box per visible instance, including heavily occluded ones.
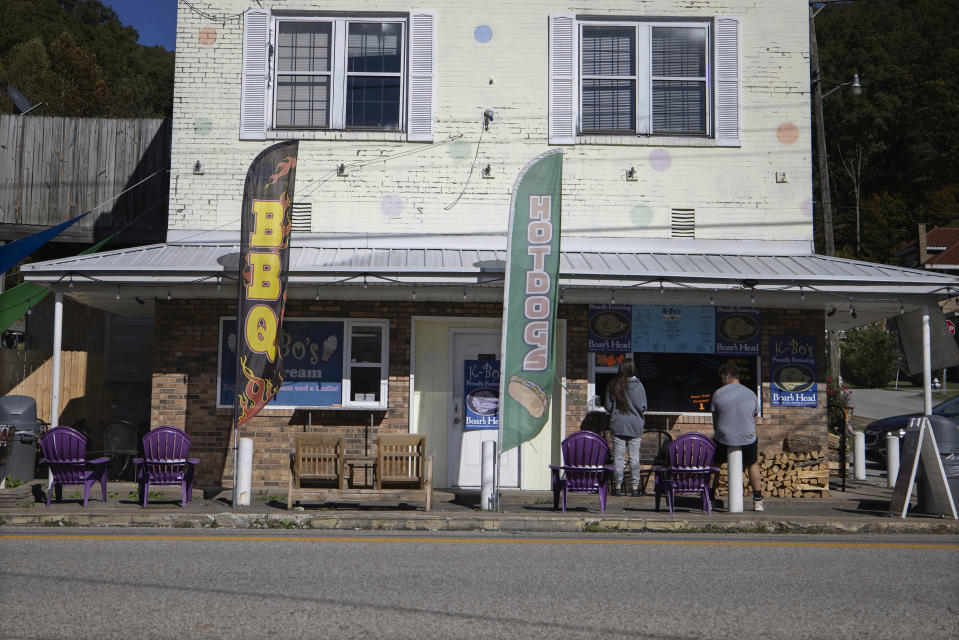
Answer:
[2,511,958,535]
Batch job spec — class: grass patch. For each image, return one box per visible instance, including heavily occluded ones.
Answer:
[251,516,300,529]
[16,500,35,508]
[582,521,618,533]
[3,475,25,488]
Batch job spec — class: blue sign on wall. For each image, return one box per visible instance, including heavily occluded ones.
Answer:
[219,318,345,407]
[632,305,715,353]
[464,359,500,430]
[715,307,761,356]
[587,304,632,353]
[770,335,818,407]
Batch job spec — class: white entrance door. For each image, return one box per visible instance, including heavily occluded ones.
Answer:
[449,330,519,487]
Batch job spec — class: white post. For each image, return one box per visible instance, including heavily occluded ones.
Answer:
[48,291,64,489]
[481,440,496,511]
[854,431,866,480]
[886,433,900,489]
[50,292,63,426]
[727,447,743,513]
[235,437,253,506]
[922,304,932,416]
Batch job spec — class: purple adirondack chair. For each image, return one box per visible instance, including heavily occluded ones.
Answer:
[653,432,718,515]
[549,431,615,513]
[38,426,109,507]
[133,426,199,507]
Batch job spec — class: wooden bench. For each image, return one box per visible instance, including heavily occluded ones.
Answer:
[287,434,346,510]
[287,433,433,511]
[375,434,433,510]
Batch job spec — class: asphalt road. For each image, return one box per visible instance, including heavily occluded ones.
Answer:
[849,388,929,420]
[1,529,957,639]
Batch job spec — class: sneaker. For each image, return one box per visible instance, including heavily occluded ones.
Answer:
[631,487,642,497]
[611,487,622,497]
[753,499,765,512]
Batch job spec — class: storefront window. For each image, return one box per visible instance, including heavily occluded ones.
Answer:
[588,351,759,414]
[347,324,385,404]
[217,317,389,409]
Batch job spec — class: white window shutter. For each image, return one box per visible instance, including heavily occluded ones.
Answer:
[714,16,741,147]
[240,9,270,141]
[407,11,435,142]
[549,14,577,145]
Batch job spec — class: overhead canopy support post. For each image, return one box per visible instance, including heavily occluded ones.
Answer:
[49,291,63,488]
[923,304,932,416]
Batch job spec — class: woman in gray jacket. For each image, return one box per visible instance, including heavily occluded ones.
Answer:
[604,358,648,496]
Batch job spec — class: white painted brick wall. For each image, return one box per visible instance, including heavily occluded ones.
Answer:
[171,1,812,243]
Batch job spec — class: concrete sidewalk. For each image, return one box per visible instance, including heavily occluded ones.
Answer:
[2,466,957,535]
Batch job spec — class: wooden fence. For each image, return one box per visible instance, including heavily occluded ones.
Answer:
[0,115,170,244]
[0,350,113,427]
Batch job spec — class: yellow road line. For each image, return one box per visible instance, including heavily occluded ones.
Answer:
[1,534,957,550]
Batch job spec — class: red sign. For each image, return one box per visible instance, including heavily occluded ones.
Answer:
[948,320,956,335]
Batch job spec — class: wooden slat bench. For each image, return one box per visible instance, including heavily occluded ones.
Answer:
[287,433,433,511]
[287,434,345,509]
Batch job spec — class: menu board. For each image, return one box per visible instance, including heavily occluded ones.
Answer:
[588,304,762,355]
[632,305,715,353]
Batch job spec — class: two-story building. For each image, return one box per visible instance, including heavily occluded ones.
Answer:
[22,1,958,494]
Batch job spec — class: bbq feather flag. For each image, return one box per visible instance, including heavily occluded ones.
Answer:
[234,141,298,426]
[498,150,563,452]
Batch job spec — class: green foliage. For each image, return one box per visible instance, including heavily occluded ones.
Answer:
[0,0,173,117]
[3,475,25,488]
[840,324,899,388]
[816,0,959,262]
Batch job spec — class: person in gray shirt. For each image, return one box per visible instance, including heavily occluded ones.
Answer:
[710,361,764,511]
[604,358,647,497]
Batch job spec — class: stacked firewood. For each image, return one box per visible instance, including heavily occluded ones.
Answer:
[716,434,830,498]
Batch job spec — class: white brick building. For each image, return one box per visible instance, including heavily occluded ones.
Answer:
[22,1,956,495]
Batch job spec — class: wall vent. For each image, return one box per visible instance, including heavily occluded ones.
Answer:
[670,208,695,238]
[290,202,312,233]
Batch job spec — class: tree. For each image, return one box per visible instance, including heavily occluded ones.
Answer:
[815,0,959,263]
[0,0,174,118]
[840,324,899,389]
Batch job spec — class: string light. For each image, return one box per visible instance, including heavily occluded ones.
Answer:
[709,291,715,306]
[659,280,664,294]
[411,288,416,301]
[559,291,564,304]
[463,288,467,300]
[899,299,904,315]
[68,275,74,289]
[750,288,755,304]
[848,300,857,319]
[167,288,172,301]
[216,277,222,291]
[363,276,368,289]
[115,287,120,300]
[314,287,320,301]
[610,289,616,304]
[800,285,805,301]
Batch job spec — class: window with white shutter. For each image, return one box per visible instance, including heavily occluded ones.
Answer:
[240,11,433,137]
[550,15,741,144]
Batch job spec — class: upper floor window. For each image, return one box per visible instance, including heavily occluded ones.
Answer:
[241,9,434,142]
[274,19,405,130]
[581,22,708,136]
[549,15,740,146]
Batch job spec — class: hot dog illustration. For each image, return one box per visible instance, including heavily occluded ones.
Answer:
[508,375,548,419]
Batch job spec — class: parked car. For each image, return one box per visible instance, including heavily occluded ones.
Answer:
[864,395,959,460]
